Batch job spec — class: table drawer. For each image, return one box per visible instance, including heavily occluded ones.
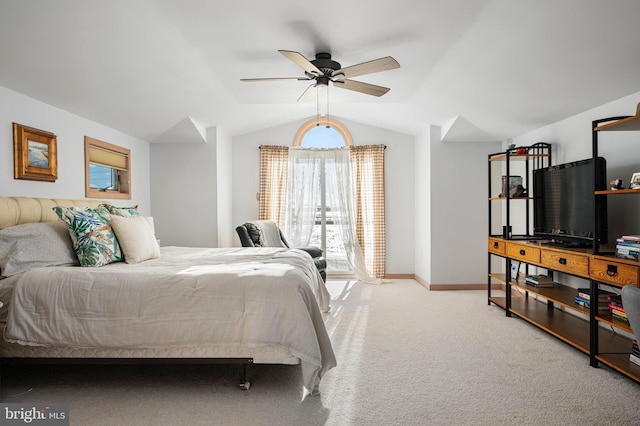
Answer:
[589,258,639,287]
[541,250,589,278]
[488,238,506,256]
[507,243,540,264]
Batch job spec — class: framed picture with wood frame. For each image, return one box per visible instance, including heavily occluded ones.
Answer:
[13,123,58,182]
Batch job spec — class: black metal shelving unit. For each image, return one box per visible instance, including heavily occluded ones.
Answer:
[487,142,551,312]
[589,104,640,382]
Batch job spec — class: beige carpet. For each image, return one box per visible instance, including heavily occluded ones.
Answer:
[2,279,639,425]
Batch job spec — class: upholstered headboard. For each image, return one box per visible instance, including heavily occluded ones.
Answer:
[0,197,104,229]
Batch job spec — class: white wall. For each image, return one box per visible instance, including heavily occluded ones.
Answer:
[150,134,218,247]
[232,116,415,275]
[414,127,432,283]
[427,127,501,286]
[0,86,150,212]
[215,126,234,247]
[512,91,640,241]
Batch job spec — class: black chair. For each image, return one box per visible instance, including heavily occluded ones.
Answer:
[235,221,327,282]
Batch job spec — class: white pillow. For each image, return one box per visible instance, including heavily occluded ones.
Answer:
[109,215,160,264]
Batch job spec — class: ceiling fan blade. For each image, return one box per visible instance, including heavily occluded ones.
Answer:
[297,83,318,102]
[240,77,311,82]
[332,56,399,79]
[278,50,322,76]
[333,79,390,97]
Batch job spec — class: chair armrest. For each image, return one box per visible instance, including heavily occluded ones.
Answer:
[296,246,323,259]
[235,225,256,247]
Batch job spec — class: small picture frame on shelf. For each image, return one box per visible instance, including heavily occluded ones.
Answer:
[630,172,640,189]
[510,260,521,281]
[500,175,523,198]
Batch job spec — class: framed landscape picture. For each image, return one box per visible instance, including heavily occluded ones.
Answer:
[13,123,58,182]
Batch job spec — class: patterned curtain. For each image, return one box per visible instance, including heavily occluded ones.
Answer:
[258,145,288,223]
[351,145,386,278]
[258,143,386,280]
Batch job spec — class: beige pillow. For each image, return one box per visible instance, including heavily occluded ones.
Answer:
[109,215,160,264]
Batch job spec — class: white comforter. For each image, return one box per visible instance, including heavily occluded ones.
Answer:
[4,246,336,393]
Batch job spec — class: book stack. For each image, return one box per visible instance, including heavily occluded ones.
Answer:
[575,288,615,312]
[616,235,640,261]
[607,293,628,323]
[524,274,554,287]
[631,340,640,367]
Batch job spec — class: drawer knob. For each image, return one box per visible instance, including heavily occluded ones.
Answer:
[559,258,567,265]
[606,264,618,276]
[493,242,499,249]
[519,249,526,256]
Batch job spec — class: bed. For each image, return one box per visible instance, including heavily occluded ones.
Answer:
[0,197,336,395]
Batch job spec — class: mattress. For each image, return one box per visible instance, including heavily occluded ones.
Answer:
[1,246,336,393]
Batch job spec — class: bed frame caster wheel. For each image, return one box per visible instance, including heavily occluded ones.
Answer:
[239,381,251,391]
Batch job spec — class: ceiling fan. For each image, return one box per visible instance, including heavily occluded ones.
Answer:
[241,50,400,101]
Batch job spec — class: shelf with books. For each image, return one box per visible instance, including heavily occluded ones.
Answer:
[484,115,640,383]
[615,236,640,261]
[486,144,551,316]
[595,352,640,383]
[591,104,640,382]
[596,313,633,334]
[510,280,590,317]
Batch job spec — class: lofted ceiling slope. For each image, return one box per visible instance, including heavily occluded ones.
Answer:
[0,0,639,142]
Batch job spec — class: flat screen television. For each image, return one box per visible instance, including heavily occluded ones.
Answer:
[533,157,608,247]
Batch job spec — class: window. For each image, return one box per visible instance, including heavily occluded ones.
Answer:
[85,136,131,199]
[293,116,353,147]
[292,117,354,274]
[301,125,345,148]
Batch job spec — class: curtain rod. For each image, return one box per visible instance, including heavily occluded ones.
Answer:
[259,144,387,149]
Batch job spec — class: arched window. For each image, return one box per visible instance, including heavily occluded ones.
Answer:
[293,117,353,147]
[260,116,385,279]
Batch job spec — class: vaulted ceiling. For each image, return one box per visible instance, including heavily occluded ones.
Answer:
[1,0,639,143]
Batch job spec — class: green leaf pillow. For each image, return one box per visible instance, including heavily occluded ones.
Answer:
[99,203,140,218]
[53,205,123,267]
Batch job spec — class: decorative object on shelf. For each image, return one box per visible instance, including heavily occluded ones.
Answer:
[629,172,640,189]
[610,179,624,190]
[510,260,521,281]
[516,147,528,155]
[512,184,527,197]
[502,225,512,239]
[500,175,523,198]
[12,122,58,182]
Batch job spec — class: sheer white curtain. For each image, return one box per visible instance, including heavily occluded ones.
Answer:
[283,147,381,284]
[282,148,320,248]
